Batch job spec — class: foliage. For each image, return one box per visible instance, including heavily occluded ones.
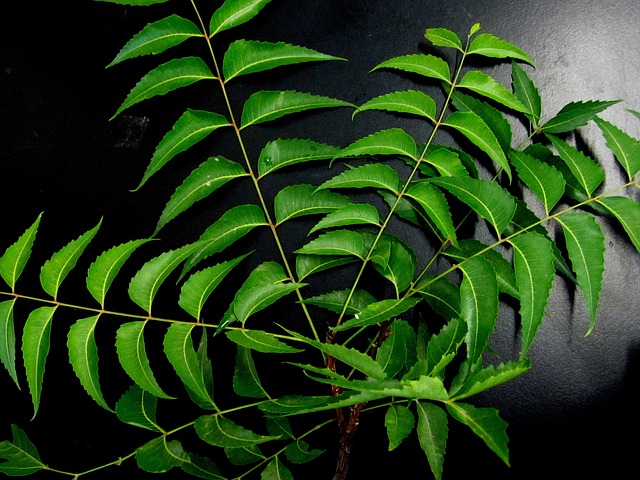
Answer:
[1,0,639,479]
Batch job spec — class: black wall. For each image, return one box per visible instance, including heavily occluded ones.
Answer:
[2,1,640,479]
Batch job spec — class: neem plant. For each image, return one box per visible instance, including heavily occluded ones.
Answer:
[1,0,639,479]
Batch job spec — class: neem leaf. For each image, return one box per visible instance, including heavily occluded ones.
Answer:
[540,100,620,134]
[416,401,448,480]
[0,300,18,387]
[209,0,273,37]
[0,425,45,476]
[385,404,415,451]
[0,213,41,291]
[467,33,535,66]
[195,415,279,448]
[40,220,101,299]
[107,14,202,67]
[223,40,343,81]
[372,54,451,83]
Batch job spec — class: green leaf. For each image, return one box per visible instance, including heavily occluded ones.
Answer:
[406,181,457,246]
[40,220,101,299]
[424,318,467,378]
[425,27,463,51]
[113,57,215,118]
[317,163,401,194]
[370,237,417,295]
[415,275,461,321]
[181,453,224,479]
[452,360,530,400]
[226,330,303,354]
[261,457,294,480]
[209,0,272,36]
[540,100,620,134]
[511,60,541,125]
[301,289,377,315]
[458,70,529,113]
[0,425,45,476]
[331,297,421,332]
[446,402,509,466]
[0,300,18,387]
[295,255,357,280]
[183,204,267,277]
[240,90,353,128]
[260,391,386,416]
[233,345,268,398]
[115,384,161,432]
[86,239,153,308]
[164,324,215,408]
[286,329,386,380]
[556,213,605,335]
[274,184,353,224]
[422,147,469,177]
[309,204,380,234]
[430,176,516,236]
[546,134,604,197]
[458,256,498,366]
[385,404,415,451]
[295,230,368,259]
[136,110,231,190]
[354,90,437,122]
[334,128,418,161]
[509,149,565,214]
[136,437,188,473]
[67,315,112,411]
[442,111,511,181]
[128,242,202,314]
[444,239,518,299]
[258,139,341,177]
[416,401,448,480]
[0,213,41,291]
[451,91,512,153]
[115,321,174,399]
[225,445,265,465]
[376,320,416,378]
[284,439,324,464]
[179,254,249,320]
[22,306,56,418]
[234,283,305,323]
[195,415,279,448]
[107,14,202,67]
[223,40,343,82]
[467,33,535,66]
[594,116,640,179]
[598,196,640,254]
[372,54,451,83]
[156,157,247,233]
[185,329,215,410]
[509,233,555,358]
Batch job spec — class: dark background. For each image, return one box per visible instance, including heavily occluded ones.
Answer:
[2,1,640,479]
